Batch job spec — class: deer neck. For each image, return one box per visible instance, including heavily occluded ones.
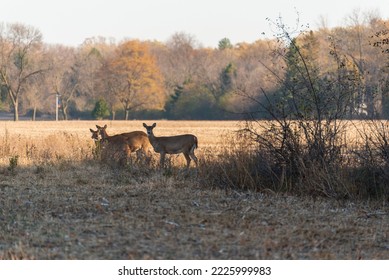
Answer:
[148,132,161,151]
[101,130,110,141]
[148,132,157,143]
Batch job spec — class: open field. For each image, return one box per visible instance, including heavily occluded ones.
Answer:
[0,120,238,165]
[0,120,388,259]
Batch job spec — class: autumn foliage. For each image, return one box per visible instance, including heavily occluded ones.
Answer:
[0,14,388,121]
[104,40,165,120]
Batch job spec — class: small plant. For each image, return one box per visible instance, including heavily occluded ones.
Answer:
[8,155,19,174]
[91,98,110,120]
[91,141,102,160]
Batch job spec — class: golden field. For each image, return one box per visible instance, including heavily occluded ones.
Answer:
[0,120,241,166]
[0,120,387,259]
[0,119,371,167]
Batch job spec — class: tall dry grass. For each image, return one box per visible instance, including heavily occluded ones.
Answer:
[0,120,237,166]
[0,120,388,200]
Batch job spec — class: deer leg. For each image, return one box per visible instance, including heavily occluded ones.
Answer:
[145,148,153,165]
[120,144,130,166]
[135,149,143,163]
[189,152,198,167]
[119,155,127,167]
[136,148,151,165]
[183,152,191,168]
[160,152,166,168]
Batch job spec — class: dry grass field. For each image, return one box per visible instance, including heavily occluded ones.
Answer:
[0,120,388,259]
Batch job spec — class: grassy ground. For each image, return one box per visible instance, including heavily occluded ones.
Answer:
[0,121,388,259]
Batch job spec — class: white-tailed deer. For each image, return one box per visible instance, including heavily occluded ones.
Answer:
[143,123,198,168]
[90,127,131,166]
[89,128,103,160]
[89,128,100,143]
[96,125,152,164]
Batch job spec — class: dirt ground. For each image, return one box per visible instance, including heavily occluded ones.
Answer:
[0,164,387,260]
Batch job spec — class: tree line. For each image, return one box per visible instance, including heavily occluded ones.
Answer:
[0,11,388,121]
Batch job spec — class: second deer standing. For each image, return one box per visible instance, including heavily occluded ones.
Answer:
[143,123,198,168]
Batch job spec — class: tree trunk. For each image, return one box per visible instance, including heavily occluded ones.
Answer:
[8,89,19,121]
[32,106,37,121]
[125,109,129,120]
[62,104,68,120]
[13,101,19,121]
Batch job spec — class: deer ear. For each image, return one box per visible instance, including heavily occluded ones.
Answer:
[104,124,107,129]
[143,123,147,128]
[152,123,156,128]
[96,125,101,129]
[89,128,94,133]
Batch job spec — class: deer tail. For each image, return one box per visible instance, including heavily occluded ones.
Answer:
[193,136,198,150]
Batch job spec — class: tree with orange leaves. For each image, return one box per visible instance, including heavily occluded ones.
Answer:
[106,40,165,120]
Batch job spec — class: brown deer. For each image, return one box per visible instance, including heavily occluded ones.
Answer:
[89,128,103,159]
[96,125,152,163]
[90,127,132,165]
[89,128,100,143]
[143,123,198,168]
[89,128,99,142]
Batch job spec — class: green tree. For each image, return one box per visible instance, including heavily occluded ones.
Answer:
[220,62,237,94]
[164,84,184,119]
[279,33,323,119]
[92,98,110,119]
[218,38,233,50]
[166,82,220,119]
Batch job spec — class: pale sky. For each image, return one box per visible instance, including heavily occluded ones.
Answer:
[0,0,388,47]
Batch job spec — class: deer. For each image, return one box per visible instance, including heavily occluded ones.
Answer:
[89,128,100,143]
[143,123,198,168]
[95,124,152,164]
[89,127,103,159]
[90,127,132,165]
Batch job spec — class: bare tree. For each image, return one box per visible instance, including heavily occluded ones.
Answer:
[0,23,44,121]
[162,32,202,89]
[22,75,46,120]
[45,45,78,120]
[237,16,357,196]
[77,38,114,112]
[339,9,383,116]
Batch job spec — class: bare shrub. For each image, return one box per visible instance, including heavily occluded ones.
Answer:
[198,132,278,192]
[230,17,358,198]
[240,119,353,197]
[352,120,389,198]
